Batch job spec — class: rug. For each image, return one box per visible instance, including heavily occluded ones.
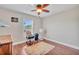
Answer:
[23,41,55,55]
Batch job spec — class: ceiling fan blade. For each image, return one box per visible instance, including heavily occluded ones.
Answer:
[42,4,49,8]
[42,9,49,12]
[31,10,36,11]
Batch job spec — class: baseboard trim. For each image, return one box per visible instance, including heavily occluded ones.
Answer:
[44,37,79,50]
[13,40,26,45]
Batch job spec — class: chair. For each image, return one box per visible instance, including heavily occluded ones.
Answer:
[26,31,34,45]
[26,31,34,40]
[34,33,39,41]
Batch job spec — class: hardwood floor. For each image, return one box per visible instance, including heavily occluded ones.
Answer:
[12,39,79,55]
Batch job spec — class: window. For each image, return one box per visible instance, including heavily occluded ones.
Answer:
[23,19,33,33]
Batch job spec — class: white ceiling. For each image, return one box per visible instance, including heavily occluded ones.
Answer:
[0,4,78,17]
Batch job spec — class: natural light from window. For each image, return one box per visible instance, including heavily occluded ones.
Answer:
[23,19,33,33]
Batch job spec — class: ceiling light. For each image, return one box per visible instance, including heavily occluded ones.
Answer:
[36,9,42,13]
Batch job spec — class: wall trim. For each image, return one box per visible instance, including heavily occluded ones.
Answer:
[13,40,26,45]
[44,37,79,50]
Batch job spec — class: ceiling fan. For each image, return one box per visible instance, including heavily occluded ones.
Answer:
[31,4,50,15]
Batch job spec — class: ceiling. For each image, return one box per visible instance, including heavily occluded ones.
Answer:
[0,4,78,17]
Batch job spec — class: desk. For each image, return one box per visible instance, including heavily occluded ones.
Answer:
[0,35,12,55]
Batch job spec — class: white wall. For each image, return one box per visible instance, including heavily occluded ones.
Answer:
[0,8,41,43]
[43,7,79,47]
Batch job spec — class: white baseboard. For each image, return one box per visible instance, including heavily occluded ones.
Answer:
[13,40,26,45]
[44,37,79,50]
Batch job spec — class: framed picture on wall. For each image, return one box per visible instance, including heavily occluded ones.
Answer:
[11,17,18,22]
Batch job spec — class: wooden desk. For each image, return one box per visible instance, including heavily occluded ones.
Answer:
[0,35,12,55]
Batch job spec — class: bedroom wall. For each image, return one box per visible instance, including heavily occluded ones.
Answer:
[43,7,79,47]
[0,8,41,43]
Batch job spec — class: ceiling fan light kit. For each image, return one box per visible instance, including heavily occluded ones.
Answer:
[36,9,42,13]
[31,4,50,15]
